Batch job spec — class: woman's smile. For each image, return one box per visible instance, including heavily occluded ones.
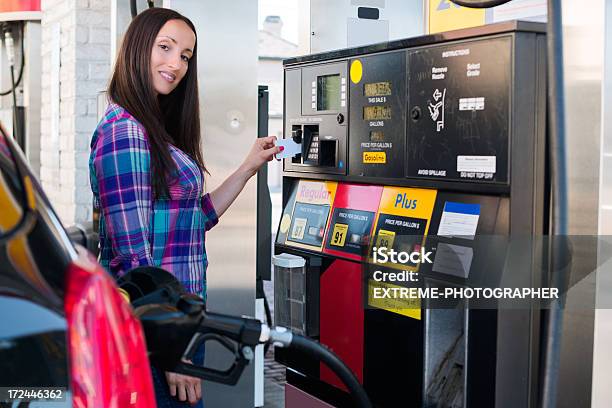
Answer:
[159,70,176,83]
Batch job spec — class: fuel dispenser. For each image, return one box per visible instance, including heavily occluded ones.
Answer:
[274,21,547,407]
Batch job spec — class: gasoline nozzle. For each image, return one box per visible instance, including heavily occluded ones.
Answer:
[2,23,15,67]
[117,267,372,407]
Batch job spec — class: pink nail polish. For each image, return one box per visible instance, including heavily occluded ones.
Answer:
[279,146,285,152]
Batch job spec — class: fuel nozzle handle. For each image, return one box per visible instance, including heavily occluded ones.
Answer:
[198,311,264,347]
[2,24,15,67]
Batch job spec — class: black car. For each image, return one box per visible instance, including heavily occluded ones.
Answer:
[0,123,156,407]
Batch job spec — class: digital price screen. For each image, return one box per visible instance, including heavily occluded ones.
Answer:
[363,105,391,120]
[364,81,391,97]
[370,130,384,141]
[317,74,341,111]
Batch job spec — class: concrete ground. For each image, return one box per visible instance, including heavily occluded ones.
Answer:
[263,273,286,408]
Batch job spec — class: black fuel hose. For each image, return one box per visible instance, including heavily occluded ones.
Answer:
[263,293,272,355]
[0,23,24,97]
[288,334,372,408]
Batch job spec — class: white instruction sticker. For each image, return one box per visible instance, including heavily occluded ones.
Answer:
[437,202,480,240]
[457,155,496,174]
[459,97,485,111]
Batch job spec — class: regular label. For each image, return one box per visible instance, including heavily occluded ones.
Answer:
[363,151,386,164]
[330,223,349,247]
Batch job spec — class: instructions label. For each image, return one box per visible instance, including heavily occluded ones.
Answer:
[457,155,496,174]
[437,202,480,240]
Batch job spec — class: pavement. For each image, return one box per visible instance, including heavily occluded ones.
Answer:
[263,272,286,408]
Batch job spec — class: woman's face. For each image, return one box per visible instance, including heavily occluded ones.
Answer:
[150,19,196,96]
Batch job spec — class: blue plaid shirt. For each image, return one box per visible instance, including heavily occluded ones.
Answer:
[89,103,218,295]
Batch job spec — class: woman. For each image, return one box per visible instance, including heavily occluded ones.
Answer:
[89,8,281,407]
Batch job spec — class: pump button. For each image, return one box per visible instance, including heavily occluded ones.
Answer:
[336,113,345,124]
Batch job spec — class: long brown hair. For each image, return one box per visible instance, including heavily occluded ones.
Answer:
[108,8,204,198]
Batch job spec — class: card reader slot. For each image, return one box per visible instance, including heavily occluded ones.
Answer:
[303,125,320,165]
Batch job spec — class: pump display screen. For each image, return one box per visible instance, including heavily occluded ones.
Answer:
[364,81,392,97]
[363,105,391,120]
[317,74,341,111]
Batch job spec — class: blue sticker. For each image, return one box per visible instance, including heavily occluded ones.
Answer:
[443,202,480,215]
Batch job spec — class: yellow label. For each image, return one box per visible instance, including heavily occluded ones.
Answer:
[280,214,291,234]
[330,223,349,247]
[368,280,421,320]
[291,218,307,240]
[428,0,485,34]
[375,229,396,250]
[377,186,437,219]
[363,151,386,164]
[350,59,363,84]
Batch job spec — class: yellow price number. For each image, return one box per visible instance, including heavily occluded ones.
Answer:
[291,218,307,240]
[375,229,396,250]
[330,223,349,247]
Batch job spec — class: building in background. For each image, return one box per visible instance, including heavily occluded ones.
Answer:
[258,15,298,228]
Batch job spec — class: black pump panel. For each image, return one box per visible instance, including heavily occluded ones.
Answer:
[348,51,406,178]
[406,37,512,185]
[284,61,348,175]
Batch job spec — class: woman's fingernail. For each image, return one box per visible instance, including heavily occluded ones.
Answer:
[279,146,285,152]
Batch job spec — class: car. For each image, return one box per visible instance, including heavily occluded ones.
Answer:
[0,122,156,407]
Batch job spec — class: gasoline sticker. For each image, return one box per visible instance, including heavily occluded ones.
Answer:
[291,218,307,240]
[280,214,291,234]
[363,151,386,164]
[330,223,349,247]
[350,60,363,84]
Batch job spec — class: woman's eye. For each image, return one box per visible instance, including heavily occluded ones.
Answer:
[159,44,169,51]
[181,55,189,62]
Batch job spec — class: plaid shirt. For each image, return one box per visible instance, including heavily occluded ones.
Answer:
[89,103,218,295]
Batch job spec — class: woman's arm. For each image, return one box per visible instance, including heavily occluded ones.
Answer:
[209,136,281,218]
[92,118,154,273]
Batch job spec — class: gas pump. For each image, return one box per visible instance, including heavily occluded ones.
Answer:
[0,1,41,175]
[274,21,549,407]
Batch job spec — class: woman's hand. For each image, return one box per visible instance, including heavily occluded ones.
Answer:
[239,136,283,178]
[209,136,283,218]
[165,367,202,405]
